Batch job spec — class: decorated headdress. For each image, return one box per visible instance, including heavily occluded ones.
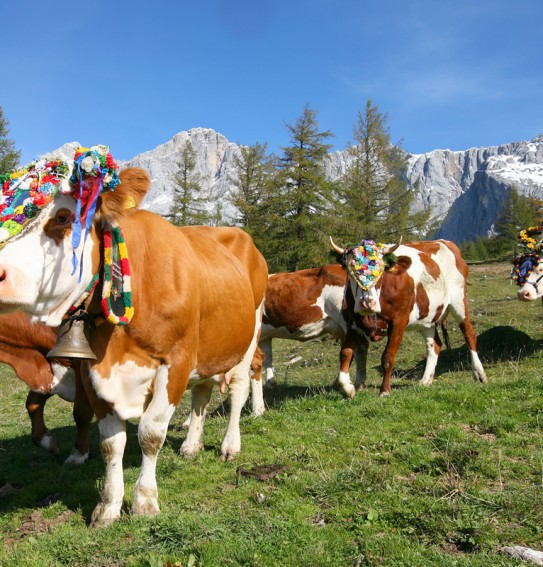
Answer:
[343,240,386,290]
[512,225,543,286]
[0,159,70,248]
[68,145,120,278]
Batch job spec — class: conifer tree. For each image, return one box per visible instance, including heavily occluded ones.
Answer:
[0,107,20,175]
[169,140,210,226]
[332,99,431,247]
[264,105,335,272]
[228,142,273,230]
[494,187,542,256]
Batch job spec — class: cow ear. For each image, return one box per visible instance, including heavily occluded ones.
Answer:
[98,168,150,223]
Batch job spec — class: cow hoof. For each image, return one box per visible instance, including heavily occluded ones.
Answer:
[264,379,276,389]
[339,385,356,398]
[39,432,60,456]
[90,504,121,528]
[64,449,89,466]
[220,451,238,462]
[132,489,160,517]
[179,442,203,457]
[419,379,433,387]
[379,390,390,397]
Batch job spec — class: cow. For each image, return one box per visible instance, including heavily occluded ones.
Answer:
[259,265,366,387]
[0,149,268,526]
[0,312,92,463]
[512,246,543,303]
[330,238,487,397]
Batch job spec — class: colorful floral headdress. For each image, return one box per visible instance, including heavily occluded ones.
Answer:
[343,240,386,290]
[512,225,543,286]
[0,159,70,248]
[69,145,120,278]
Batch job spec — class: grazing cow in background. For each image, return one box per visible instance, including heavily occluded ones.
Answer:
[0,151,267,526]
[259,264,366,387]
[330,238,487,397]
[0,313,92,463]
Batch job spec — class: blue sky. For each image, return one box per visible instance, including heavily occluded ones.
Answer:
[2,0,542,165]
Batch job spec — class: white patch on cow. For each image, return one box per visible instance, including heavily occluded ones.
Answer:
[91,413,127,526]
[48,364,76,402]
[250,377,265,416]
[0,195,97,326]
[90,360,156,421]
[351,280,381,315]
[64,448,89,466]
[337,371,356,398]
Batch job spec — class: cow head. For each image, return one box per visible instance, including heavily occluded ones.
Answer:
[513,253,543,301]
[512,225,543,302]
[330,236,401,314]
[0,147,150,326]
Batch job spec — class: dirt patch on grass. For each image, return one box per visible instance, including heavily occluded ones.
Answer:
[3,509,72,547]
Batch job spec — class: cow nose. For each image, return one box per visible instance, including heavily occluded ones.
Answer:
[0,266,8,283]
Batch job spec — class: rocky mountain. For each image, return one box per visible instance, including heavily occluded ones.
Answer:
[48,129,543,243]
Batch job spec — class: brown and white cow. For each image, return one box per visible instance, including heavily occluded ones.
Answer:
[331,238,487,397]
[0,312,92,463]
[0,158,268,526]
[259,264,366,387]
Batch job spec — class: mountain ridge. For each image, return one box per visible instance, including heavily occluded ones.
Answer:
[46,129,543,243]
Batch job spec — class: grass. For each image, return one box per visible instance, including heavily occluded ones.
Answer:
[0,262,542,566]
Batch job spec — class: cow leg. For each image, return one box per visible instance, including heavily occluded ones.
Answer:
[353,335,370,392]
[91,413,127,527]
[451,299,487,384]
[65,365,93,465]
[336,331,358,398]
[180,382,214,457]
[250,346,265,416]
[419,326,441,386]
[459,320,488,383]
[379,322,407,396]
[133,365,176,518]
[25,391,58,455]
[260,337,275,386]
[220,304,262,461]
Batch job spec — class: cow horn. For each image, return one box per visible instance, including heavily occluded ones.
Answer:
[330,237,345,255]
[383,236,403,255]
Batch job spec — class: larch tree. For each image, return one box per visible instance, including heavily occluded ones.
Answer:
[169,140,210,226]
[265,104,336,272]
[332,99,431,247]
[0,107,20,175]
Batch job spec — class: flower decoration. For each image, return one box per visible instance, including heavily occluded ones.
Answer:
[68,146,120,280]
[518,225,543,252]
[342,240,386,290]
[512,225,543,286]
[0,159,69,247]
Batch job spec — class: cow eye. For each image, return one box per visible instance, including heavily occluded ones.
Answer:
[55,209,73,226]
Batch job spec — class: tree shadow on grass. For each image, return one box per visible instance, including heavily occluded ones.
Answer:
[395,325,543,381]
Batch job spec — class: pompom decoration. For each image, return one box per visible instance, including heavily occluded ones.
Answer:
[342,240,386,290]
[0,159,69,248]
[68,146,120,280]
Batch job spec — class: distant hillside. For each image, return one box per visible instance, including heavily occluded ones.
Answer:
[47,129,543,243]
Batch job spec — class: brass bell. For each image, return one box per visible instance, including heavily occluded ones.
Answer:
[47,317,97,360]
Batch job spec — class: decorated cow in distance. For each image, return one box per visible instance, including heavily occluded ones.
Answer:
[512,225,543,302]
[0,147,268,526]
[330,237,487,397]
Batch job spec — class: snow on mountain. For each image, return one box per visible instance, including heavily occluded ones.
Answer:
[41,130,543,244]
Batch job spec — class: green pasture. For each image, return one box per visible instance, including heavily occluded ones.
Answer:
[0,262,542,566]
